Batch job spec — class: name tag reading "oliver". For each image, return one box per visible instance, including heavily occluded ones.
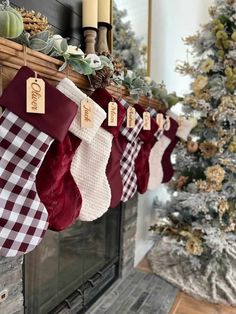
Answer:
[26,77,45,114]
[80,98,94,128]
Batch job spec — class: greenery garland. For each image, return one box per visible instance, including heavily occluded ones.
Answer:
[1,1,181,109]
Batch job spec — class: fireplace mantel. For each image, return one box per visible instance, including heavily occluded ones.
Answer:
[0,37,163,111]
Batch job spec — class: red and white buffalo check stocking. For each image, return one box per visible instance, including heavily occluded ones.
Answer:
[120,99,143,202]
[0,109,53,257]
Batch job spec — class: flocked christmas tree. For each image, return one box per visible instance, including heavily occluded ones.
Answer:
[149,0,236,305]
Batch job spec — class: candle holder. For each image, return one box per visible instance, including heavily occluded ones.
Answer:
[97,22,112,54]
[83,27,98,54]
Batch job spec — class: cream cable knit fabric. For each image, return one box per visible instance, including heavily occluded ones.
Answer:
[57,79,112,221]
[57,78,106,144]
[168,110,197,141]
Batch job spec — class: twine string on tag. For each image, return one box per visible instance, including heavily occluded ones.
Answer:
[23,46,28,67]
[0,65,3,97]
[66,66,70,80]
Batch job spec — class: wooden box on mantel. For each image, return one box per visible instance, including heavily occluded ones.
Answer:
[0,37,163,110]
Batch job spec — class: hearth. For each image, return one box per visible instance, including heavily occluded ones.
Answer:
[24,204,123,314]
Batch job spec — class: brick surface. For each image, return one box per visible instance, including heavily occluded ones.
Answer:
[87,270,178,314]
[0,257,23,314]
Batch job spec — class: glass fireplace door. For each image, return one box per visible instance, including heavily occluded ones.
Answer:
[24,205,122,314]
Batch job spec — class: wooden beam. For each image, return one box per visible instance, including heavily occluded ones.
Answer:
[0,37,164,111]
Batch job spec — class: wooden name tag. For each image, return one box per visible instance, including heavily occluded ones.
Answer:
[156,113,164,130]
[127,106,136,128]
[108,101,118,126]
[81,98,94,128]
[26,77,45,114]
[143,112,151,130]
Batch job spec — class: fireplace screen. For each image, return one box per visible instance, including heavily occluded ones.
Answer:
[24,205,122,314]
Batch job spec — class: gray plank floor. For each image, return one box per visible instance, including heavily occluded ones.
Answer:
[87,270,178,314]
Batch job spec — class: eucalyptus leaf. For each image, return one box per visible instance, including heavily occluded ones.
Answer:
[41,38,55,55]
[60,38,68,53]
[49,50,61,57]
[31,30,50,42]
[68,59,93,75]
[29,38,47,51]
[58,61,68,72]
[13,31,30,46]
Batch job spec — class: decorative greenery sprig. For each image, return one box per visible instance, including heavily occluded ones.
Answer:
[9,3,180,107]
[114,70,182,108]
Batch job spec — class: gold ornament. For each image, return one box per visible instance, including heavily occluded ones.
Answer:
[218,200,229,215]
[228,136,236,153]
[113,57,124,76]
[196,179,223,192]
[192,75,208,94]
[205,165,225,184]
[186,237,204,256]
[175,176,189,190]
[199,141,218,159]
[200,58,214,73]
[187,140,199,153]
[204,115,217,128]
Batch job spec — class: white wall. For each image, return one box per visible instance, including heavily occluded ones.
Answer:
[134,0,213,266]
[151,0,214,95]
[134,186,170,266]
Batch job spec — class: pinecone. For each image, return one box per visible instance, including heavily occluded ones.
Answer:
[97,51,113,60]
[90,66,113,89]
[18,8,51,36]
[113,57,124,76]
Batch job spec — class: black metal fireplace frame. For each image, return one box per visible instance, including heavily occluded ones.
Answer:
[23,203,124,314]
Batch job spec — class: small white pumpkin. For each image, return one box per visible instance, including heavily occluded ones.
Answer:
[0,1,24,38]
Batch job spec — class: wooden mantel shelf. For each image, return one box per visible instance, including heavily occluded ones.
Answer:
[0,37,163,110]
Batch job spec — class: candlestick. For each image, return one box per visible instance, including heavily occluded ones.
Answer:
[98,0,111,24]
[82,0,98,28]
[84,28,97,54]
[98,22,112,53]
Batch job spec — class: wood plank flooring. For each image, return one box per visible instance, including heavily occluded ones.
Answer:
[169,292,236,314]
[137,256,236,314]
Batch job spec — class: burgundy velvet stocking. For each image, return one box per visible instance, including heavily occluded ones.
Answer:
[90,88,127,208]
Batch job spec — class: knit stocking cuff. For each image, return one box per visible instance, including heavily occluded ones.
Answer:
[168,110,197,141]
[57,78,106,144]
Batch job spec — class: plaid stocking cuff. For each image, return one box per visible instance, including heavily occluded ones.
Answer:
[120,99,143,142]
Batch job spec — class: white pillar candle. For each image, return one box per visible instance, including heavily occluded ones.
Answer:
[82,0,98,28]
[98,0,111,23]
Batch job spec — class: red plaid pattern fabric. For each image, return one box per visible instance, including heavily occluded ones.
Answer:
[120,99,143,202]
[0,109,53,257]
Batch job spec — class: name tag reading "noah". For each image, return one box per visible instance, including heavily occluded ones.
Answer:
[108,101,118,126]
[26,77,45,114]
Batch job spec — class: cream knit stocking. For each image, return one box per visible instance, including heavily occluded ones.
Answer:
[57,79,112,221]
